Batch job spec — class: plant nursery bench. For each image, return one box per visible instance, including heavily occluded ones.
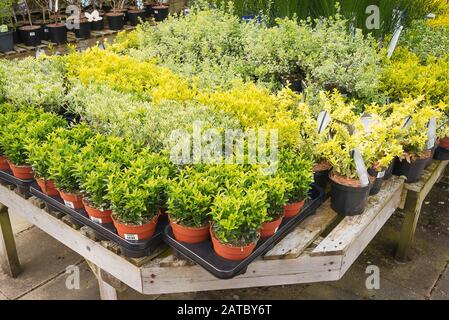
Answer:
[395,160,449,261]
[0,174,409,300]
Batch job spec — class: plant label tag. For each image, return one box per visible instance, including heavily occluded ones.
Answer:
[377,171,386,179]
[44,28,49,33]
[124,234,139,241]
[353,148,370,187]
[98,43,106,50]
[91,217,102,224]
[317,110,331,134]
[35,48,45,58]
[301,80,307,102]
[402,115,413,130]
[361,113,374,132]
[388,25,403,58]
[154,10,159,14]
[427,117,437,149]
[30,32,36,36]
[64,200,75,209]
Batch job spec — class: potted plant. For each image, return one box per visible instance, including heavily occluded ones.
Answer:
[319,120,372,216]
[105,0,126,30]
[16,0,42,46]
[107,152,174,240]
[66,0,91,39]
[255,176,290,238]
[152,0,168,22]
[0,110,66,180]
[391,99,441,183]
[0,103,17,171]
[127,0,146,26]
[210,186,267,261]
[277,148,314,218]
[46,0,67,44]
[167,167,218,243]
[0,0,15,53]
[85,2,105,31]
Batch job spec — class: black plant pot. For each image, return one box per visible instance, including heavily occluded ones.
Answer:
[153,5,169,22]
[18,25,42,46]
[48,24,67,45]
[433,147,449,161]
[383,160,395,181]
[127,10,146,26]
[74,20,91,39]
[313,169,330,192]
[393,156,429,183]
[106,13,125,30]
[330,175,370,216]
[38,24,50,41]
[368,169,385,196]
[0,29,14,53]
[144,4,155,18]
[91,19,105,31]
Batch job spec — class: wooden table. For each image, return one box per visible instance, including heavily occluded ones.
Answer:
[0,174,408,299]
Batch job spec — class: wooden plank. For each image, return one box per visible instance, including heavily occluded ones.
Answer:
[0,184,144,292]
[13,46,26,53]
[264,204,338,260]
[312,176,404,256]
[0,204,21,278]
[98,277,118,300]
[141,253,342,295]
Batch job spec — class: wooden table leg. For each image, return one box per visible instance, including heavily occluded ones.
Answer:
[0,203,21,278]
[396,192,421,262]
[98,277,118,300]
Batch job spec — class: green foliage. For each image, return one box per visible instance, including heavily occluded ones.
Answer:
[277,148,313,202]
[106,150,177,225]
[0,109,67,166]
[0,0,15,27]
[211,185,267,246]
[0,57,66,113]
[399,20,449,61]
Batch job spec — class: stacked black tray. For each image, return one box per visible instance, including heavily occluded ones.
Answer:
[163,184,325,279]
[30,184,166,258]
[0,170,34,198]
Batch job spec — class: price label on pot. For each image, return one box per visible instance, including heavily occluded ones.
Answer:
[154,10,159,14]
[64,200,75,209]
[124,234,139,241]
[91,217,102,224]
[30,32,36,36]
[353,148,370,187]
[427,117,437,149]
[44,29,49,33]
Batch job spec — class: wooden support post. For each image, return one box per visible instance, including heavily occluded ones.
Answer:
[395,192,421,261]
[98,277,118,300]
[0,203,21,278]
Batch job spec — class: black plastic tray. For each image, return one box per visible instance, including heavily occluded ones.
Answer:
[0,169,34,197]
[434,147,449,161]
[30,184,167,258]
[163,184,325,279]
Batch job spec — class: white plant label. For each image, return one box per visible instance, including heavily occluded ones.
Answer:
[427,117,437,149]
[317,110,331,134]
[154,10,159,14]
[388,25,403,58]
[354,148,370,187]
[91,217,102,224]
[64,200,75,209]
[125,234,139,241]
[377,171,386,179]
[402,115,413,130]
[361,113,374,132]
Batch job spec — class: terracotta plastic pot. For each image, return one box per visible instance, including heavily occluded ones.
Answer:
[170,218,210,244]
[210,228,257,261]
[59,190,84,209]
[0,155,10,171]
[439,137,449,149]
[36,177,59,196]
[113,215,159,241]
[83,200,113,224]
[8,162,34,180]
[283,201,305,218]
[260,216,283,238]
